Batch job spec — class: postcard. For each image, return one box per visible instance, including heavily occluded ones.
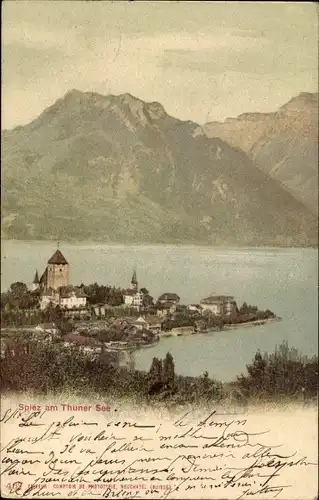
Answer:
[1,1,318,499]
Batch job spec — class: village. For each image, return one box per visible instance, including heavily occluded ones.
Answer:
[1,248,279,359]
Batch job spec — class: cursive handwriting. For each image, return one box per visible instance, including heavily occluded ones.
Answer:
[1,404,317,499]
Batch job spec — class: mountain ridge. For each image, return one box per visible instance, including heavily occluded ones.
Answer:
[1,90,317,247]
[204,92,318,213]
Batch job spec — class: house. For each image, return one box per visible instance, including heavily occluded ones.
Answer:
[39,285,88,314]
[187,304,203,314]
[156,292,180,316]
[132,316,149,330]
[156,301,177,317]
[157,293,180,305]
[200,295,237,316]
[59,287,87,310]
[63,307,90,318]
[35,322,59,335]
[123,324,139,337]
[62,333,102,355]
[93,304,108,317]
[145,316,162,332]
[123,289,143,310]
[39,289,60,310]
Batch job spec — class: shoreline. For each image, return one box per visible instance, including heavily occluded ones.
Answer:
[1,239,317,251]
[104,316,283,349]
[165,316,282,337]
[0,317,282,354]
[0,317,282,347]
[222,316,282,331]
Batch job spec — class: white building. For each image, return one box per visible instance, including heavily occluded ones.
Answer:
[123,289,143,310]
[200,295,237,316]
[146,316,162,332]
[187,304,203,314]
[156,301,177,317]
[35,323,59,335]
[39,287,87,311]
[132,316,148,330]
[39,289,60,310]
[93,304,114,317]
[60,288,87,310]
[157,293,180,305]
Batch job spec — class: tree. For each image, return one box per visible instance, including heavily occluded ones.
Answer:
[59,319,74,335]
[163,352,175,389]
[236,342,318,402]
[5,282,39,310]
[195,370,223,402]
[10,282,28,295]
[246,351,267,392]
[148,357,163,395]
[240,302,248,313]
[1,293,10,309]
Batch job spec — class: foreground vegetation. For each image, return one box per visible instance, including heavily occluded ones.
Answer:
[0,339,317,406]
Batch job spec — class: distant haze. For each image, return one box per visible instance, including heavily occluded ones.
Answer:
[2,1,318,129]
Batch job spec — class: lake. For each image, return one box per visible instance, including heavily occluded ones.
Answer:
[1,240,318,382]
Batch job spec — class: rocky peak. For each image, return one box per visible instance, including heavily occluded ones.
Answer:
[278,92,318,115]
[145,101,167,120]
[115,93,148,126]
[64,88,84,99]
[115,93,167,123]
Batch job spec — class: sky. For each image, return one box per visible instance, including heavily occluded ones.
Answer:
[2,1,318,129]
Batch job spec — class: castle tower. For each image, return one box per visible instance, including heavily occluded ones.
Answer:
[32,270,40,291]
[131,269,138,291]
[46,249,69,290]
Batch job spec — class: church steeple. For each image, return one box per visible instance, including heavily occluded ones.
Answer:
[32,270,40,291]
[131,269,138,291]
[33,270,39,284]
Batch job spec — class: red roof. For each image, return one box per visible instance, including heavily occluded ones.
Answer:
[48,249,68,265]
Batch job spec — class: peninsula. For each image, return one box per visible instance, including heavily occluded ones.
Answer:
[1,247,280,357]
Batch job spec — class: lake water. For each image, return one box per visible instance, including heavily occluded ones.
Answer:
[1,240,318,382]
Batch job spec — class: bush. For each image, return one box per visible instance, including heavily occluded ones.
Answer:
[236,341,318,402]
[1,339,316,407]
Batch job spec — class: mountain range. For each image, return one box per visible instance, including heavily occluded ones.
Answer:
[1,89,318,246]
[204,92,318,214]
